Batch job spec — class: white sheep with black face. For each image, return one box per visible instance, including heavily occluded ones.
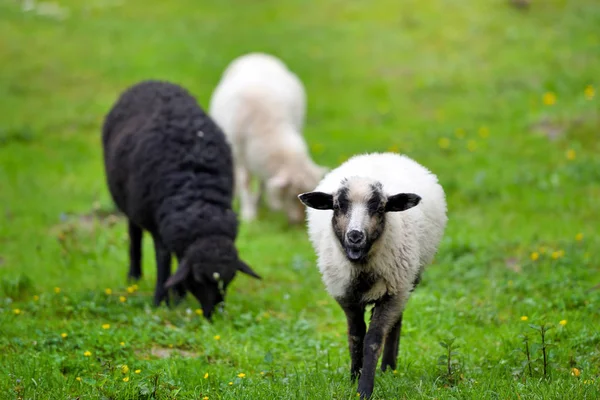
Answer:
[298,152,447,399]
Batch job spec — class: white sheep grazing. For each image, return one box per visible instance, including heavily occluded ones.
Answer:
[298,152,447,399]
[209,52,328,224]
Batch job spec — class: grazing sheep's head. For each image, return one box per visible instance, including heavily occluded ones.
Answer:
[267,164,329,225]
[164,237,260,320]
[298,177,421,264]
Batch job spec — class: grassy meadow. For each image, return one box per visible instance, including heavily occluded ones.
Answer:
[1,0,599,398]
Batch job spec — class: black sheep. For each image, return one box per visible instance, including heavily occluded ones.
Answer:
[102,80,260,320]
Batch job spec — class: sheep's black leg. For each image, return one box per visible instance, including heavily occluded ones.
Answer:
[340,302,366,382]
[357,294,404,399]
[127,221,143,280]
[381,313,403,372]
[152,235,172,306]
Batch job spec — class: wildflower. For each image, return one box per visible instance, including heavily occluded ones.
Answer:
[33,295,39,301]
[551,251,561,260]
[438,137,450,149]
[478,126,489,138]
[83,351,92,357]
[583,380,594,384]
[584,85,595,100]
[195,309,203,316]
[467,140,477,152]
[214,335,220,341]
[393,370,398,374]
[135,369,141,374]
[237,373,246,378]
[260,371,265,375]
[542,92,557,106]
[61,333,68,339]
[104,288,112,295]
[566,149,576,161]
[121,365,129,374]
[76,377,82,382]
[455,128,465,138]
[575,233,583,241]
[13,309,21,315]
[102,324,110,330]
[571,367,580,377]
[119,296,126,303]
[203,397,209,400]
[228,382,233,385]
[127,286,134,294]
[168,344,173,348]
[530,252,539,261]
[120,342,125,346]
[520,316,528,321]
[54,287,61,294]
[123,377,129,382]
[204,372,209,379]
[559,320,567,326]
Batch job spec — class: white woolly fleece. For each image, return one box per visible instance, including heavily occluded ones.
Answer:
[305,152,448,301]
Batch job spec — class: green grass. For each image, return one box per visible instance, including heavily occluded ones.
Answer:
[1,0,599,398]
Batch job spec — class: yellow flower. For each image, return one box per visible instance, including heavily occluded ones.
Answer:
[102,324,110,330]
[438,137,450,149]
[228,382,233,385]
[204,372,209,379]
[566,149,576,161]
[127,286,134,294]
[33,295,39,301]
[559,320,567,326]
[467,140,477,152]
[135,369,141,374]
[508,280,513,286]
[575,233,583,241]
[520,316,528,321]
[214,335,220,340]
[455,128,465,138]
[393,369,398,374]
[237,373,246,378]
[551,251,561,260]
[61,333,68,338]
[195,309,203,316]
[530,252,539,261]
[584,85,595,100]
[121,365,129,374]
[54,287,61,294]
[76,377,82,382]
[13,309,21,315]
[120,341,125,346]
[583,380,594,384]
[387,144,399,153]
[168,344,173,348]
[119,296,126,303]
[84,351,92,357]
[104,288,112,295]
[478,126,489,138]
[123,377,129,382]
[571,367,580,377]
[542,92,557,106]
[203,397,209,400]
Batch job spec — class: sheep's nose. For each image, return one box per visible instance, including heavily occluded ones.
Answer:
[347,230,365,244]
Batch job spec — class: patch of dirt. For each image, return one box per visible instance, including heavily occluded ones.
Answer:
[136,347,198,360]
[50,203,124,234]
[505,257,522,273]
[531,118,565,141]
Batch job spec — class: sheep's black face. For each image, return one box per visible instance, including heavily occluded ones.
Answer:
[298,177,422,264]
[164,237,261,321]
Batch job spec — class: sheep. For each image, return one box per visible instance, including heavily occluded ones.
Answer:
[101,80,261,320]
[298,152,447,398]
[208,52,328,224]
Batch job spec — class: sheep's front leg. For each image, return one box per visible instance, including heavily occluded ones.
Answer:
[341,303,366,382]
[381,313,403,372]
[357,294,404,399]
[237,166,258,221]
[152,235,172,306]
[127,220,143,280]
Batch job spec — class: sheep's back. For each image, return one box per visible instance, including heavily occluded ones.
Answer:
[102,80,234,236]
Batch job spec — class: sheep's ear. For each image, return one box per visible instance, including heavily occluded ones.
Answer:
[237,259,261,279]
[298,192,333,210]
[385,193,421,212]
[164,261,191,289]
